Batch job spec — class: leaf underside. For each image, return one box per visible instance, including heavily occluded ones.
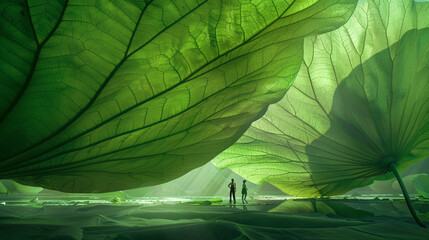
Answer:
[0,0,357,192]
[213,0,429,197]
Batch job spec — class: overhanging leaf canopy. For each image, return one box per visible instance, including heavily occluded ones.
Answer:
[0,0,357,192]
[213,0,429,197]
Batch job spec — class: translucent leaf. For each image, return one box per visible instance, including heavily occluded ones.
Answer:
[214,0,429,197]
[0,0,357,192]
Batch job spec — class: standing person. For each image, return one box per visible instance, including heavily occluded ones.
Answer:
[242,180,248,203]
[228,179,236,204]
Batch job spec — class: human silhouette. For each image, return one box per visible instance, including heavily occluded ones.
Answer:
[228,178,236,204]
[242,180,248,203]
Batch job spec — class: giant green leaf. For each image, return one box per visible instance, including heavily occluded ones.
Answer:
[214,0,429,197]
[0,0,357,192]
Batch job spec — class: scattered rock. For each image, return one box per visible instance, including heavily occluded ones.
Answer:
[110,197,123,203]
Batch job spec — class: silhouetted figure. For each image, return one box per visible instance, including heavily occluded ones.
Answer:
[228,178,236,204]
[242,180,248,203]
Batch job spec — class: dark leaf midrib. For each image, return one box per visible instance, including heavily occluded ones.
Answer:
[3,0,220,164]
[1,0,156,161]
[9,49,289,173]
[2,92,269,178]
[4,0,296,164]
[0,0,69,123]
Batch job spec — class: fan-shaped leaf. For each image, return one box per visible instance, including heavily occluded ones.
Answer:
[214,0,429,197]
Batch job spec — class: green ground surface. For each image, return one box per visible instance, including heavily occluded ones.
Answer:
[0,196,428,240]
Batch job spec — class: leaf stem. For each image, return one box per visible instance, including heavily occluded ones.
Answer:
[390,163,426,228]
